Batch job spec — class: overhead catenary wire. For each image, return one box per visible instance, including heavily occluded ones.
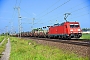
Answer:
[43,12,90,26]
[20,8,33,17]
[18,0,63,29]
[15,0,17,7]
[36,0,61,17]
[11,0,17,21]
[18,0,22,6]
[37,0,70,19]
[32,1,90,27]
[70,12,90,19]
[70,5,90,13]
[38,0,87,25]
[20,0,61,22]
[48,4,90,22]
[20,0,61,19]
[46,2,86,19]
[36,0,71,23]
[11,0,22,22]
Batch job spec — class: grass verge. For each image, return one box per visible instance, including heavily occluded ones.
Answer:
[0,36,4,43]
[10,37,89,60]
[0,38,8,58]
[81,33,90,39]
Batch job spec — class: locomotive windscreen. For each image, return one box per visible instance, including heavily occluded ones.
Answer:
[70,24,79,28]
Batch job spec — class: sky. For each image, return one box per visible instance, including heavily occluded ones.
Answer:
[0,0,90,34]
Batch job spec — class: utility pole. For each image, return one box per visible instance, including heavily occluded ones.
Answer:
[9,22,13,35]
[6,26,8,37]
[32,18,35,29]
[30,18,35,31]
[64,13,71,22]
[33,18,35,25]
[15,7,22,38]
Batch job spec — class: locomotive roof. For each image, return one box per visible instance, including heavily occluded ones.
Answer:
[61,21,79,24]
[53,21,79,26]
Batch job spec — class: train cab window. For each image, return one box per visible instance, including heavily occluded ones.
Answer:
[70,24,79,28]
[70,25,74,28]
[75,25,79,27]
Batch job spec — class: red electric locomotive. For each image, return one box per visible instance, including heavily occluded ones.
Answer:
[48,21,82,39]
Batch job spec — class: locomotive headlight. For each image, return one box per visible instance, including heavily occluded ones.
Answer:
[78,29,80,31]
[70,29,73,31]
[71,32,73,33]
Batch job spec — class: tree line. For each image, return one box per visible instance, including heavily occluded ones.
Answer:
[82,28,90,31]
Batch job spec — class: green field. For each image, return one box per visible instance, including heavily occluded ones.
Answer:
[81,33,90,39]
[9,37,89,60]
[0,36,4,43]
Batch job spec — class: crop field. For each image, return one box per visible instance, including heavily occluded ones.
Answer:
[9,37,89,60]
[81,33,90,39]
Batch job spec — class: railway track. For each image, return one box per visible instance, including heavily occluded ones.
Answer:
[23,37,90,47]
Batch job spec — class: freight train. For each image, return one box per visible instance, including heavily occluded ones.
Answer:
[14,21,82,39]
